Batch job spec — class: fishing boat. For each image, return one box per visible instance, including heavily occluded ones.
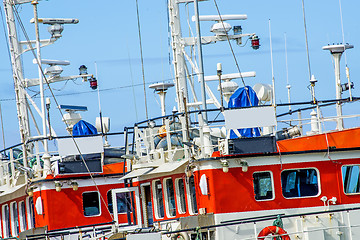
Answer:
[1,0,360,239]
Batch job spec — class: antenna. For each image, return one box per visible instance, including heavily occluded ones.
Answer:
[284,33,291,111]
[268,19,276,107]
[301,0,312,85]
[338,0,353,101]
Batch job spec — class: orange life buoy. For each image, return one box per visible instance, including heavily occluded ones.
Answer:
[158,125,167,138]
[257,226,290,240]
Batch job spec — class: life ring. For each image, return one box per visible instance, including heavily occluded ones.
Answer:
[171,232,190,240]
[257,226,290,240]
[158,125,167,138]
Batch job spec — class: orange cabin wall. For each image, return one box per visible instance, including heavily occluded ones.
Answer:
[195,158,360,215]
[34,182,125,231]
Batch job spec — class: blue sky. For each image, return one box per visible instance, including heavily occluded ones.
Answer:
[0,0,359,148]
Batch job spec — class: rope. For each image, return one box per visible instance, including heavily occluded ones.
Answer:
[135,0,149,120]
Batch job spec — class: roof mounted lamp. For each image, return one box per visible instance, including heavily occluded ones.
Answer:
[233,25,242,45]
[221,160,229,173]
[89,77,98,90]
[251,35,260,50]
[79,65,88,81]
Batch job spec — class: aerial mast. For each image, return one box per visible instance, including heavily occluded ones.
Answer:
[3,0,31,147]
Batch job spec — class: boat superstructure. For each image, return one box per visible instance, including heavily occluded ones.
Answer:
[0,0,360,239]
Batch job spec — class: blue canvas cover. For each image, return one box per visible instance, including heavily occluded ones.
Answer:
[228,86,261,138]
[72,120,98,136]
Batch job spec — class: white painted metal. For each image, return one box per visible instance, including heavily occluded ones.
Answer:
[192,14,248,21]
[224,106,277,129]
[322,44,353,130]
[112,187,142,229]
[57,136,104,156]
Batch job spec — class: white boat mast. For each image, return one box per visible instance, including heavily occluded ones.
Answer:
[3,0,87,158]
[3,0,31,146]
[167,0,256,119]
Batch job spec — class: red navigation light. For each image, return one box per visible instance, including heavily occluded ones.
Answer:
[89,77,98,90]
[251,35,260,50]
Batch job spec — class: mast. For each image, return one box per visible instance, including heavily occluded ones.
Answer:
[32,0,49,157]
[168,0,188,113]
[193,0,207,122]
[3,0,31,146]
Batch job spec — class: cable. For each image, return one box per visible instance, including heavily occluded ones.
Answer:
[212,0,253,106]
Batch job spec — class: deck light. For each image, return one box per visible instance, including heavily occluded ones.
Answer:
[241,161,248,172]
[185,165,193,177]
[27,187,34,197]
[71,182,79,191]
[55,181,62,192]
[221,160,229,173]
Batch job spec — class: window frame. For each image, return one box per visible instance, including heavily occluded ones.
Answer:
[2,204,10,238]
[10,201,19,237]
[26,197,34,230]
[281,167,321,199]
[253,171,275,201]
[18,201,27,232]
[186,176,198,215]
[175,178,187,214]
[82,191,101,217]
[341,164,360,195]
[152,180,165,219]
[163,177,176,218]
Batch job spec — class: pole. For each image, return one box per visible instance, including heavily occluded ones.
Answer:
[32,1,50,176]
[193,0,207,123]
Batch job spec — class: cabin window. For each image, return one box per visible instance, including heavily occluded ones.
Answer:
[253,172,274,200]
[26,197,35,229]
[19,201,27,232]
[187,176,198,214]
[281,168,319,198]
[175,178,187,214]
[10,201,19,236]
[164,178,176,218]
[2,204,10,238]
[153,180,164,219]
[107,191,129,214]
[342,165,360,194]
[83,192,101,216]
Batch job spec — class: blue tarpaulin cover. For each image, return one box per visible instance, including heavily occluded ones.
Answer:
[72,120,97,136]
[228,86,261,138]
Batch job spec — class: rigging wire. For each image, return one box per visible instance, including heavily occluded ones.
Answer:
[135,0,149,120]
[11,4,114,220]
[127,46,139,122]
[212,0,253,106]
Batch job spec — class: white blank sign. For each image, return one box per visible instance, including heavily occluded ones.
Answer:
[58,136,104,156]
[224,106,277,129]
